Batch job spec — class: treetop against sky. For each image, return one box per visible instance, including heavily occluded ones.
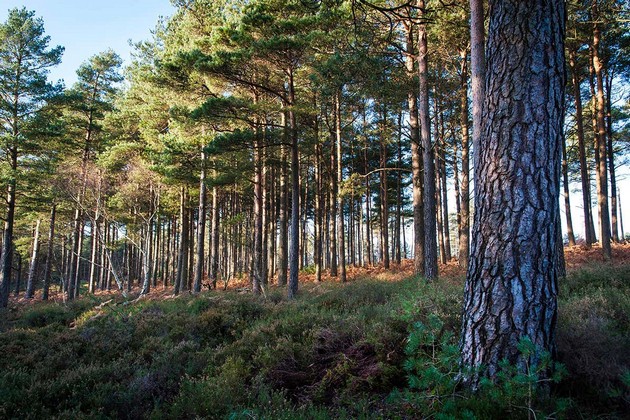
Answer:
[0,0,175,86]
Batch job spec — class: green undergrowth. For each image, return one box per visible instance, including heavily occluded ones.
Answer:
[0,264,628,419]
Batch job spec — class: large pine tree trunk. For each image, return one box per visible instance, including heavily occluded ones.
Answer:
[460,0,565,387]
[25,219,41,299]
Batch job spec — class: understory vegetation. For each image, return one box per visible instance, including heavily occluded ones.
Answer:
[1,262,628,419]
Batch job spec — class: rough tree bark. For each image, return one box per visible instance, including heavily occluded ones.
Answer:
[460,0,565,387]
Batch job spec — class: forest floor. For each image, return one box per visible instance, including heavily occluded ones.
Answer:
[1,244,629,419]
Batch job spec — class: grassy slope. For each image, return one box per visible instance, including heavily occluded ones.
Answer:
[0,258,628,419]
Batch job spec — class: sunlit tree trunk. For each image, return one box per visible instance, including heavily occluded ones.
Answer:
[461,0,564,387]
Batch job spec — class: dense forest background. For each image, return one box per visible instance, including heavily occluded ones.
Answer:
[0,0,628,304]
[1,0,630,418]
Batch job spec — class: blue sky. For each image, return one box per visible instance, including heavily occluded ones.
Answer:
[0,0,175,86]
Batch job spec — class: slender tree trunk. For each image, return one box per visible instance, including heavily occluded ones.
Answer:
[174,187,188,295]
[42,205,56,300]
[439,110,451,262]
[435,137,446,265]
[277,112,289,286]
[605,74,618,243]
[418,0,437,280]
[395,113,403,265]
[262,151,270,285]
[252,117,264,296]
[569,48,596,246]
[25,219,41,299]
[0,152,17,307]
[88,219,99,294]
[187,207,195,290]
[379,106,390,269]
[459,48,471,267]
[210,187,220,288]
[405,20,425,275]
[73,222,84,298]
[314,134,323,283]
[13,254,21,297]
[460,0,564,387]
[329,137,338,276]
[140,215,153,295]
[335,90,347,282]
[591,1,611,260]
[617,193,626,242]
[288,68,300,299]
[562,131,576,246]
[193,151,207,293]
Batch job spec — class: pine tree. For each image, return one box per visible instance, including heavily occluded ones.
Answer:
[0,8,63,307]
